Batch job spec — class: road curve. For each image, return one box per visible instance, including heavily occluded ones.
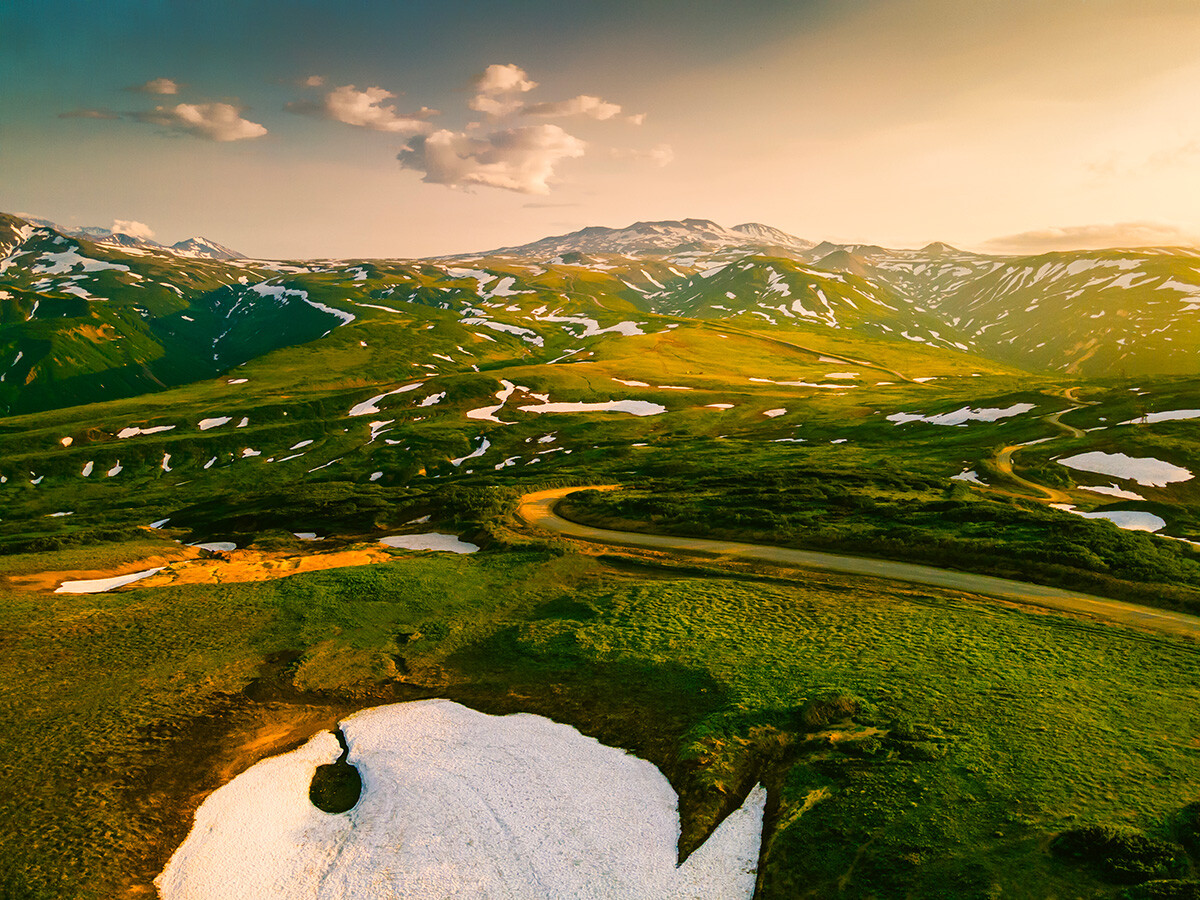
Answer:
[517,486,1200,639]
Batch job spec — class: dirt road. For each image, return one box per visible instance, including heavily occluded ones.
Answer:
[518,486,1200,639]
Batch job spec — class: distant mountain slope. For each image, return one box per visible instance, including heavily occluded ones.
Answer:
[480,218,814,258]
[5,210,1200,415]
[22,216,244,260]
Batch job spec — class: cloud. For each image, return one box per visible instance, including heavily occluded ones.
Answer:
[287,85,437,134]
[469,64,538,117]
[111,219,154,240]
[522,201,583,209]
[523,94,623,121]
[129,77,180,95]
[982,222,1200,253]
[58,107,120,119]
[611,143,675,167]
[398,124,585,194]
[133,102,268,141]
[304,75,325,87]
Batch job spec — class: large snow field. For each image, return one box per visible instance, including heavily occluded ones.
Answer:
[378,533,480,553]
[1058,451,1193,487]
[156,700,765,900]
[55,567,164,594]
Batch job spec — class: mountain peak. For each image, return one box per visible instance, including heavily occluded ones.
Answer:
[478,218,813,258]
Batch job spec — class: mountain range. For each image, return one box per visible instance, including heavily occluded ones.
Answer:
[2,212,1199,416]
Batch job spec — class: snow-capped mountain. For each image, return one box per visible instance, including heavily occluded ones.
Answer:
[480,218,814,258]
[18,216,243,259]
[169,237,244,260]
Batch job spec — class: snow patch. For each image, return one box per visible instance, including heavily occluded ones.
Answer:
[155,700,765,900]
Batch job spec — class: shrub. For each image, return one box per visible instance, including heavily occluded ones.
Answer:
[798,691,861,731]
[1051,825,1187,884]
[1120,881,1200,900]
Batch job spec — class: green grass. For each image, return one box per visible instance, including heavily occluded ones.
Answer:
[1,543,1198,898]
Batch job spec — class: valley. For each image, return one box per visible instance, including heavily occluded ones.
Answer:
[2,214,1200,899]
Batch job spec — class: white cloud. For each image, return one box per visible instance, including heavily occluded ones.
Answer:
[469,64,538,117]
[398,124,585,194]
[134,103,267,142]
[982,221,1200,253]
[111,219,154,240]
[288,85,436,134]
[304,75,325,87]
[133,77,179,95]
[473,63,538,96]
[523,95,623,121]
[612,143,675,167]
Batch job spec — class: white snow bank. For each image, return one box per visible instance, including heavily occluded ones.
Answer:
[519,399,666,416]
[118,424,176,439]
[56,567,163,594]
[348,382,423,417]
[887,403,1035,426]
[193,541,237,553]
[1079,483,1147,501]
[1058,451,1193,487]
[198,417,232,431]
[379,534,480,553]
[1120,409,1200,425]
[951,469,987,485]
[450,437,491,467]
[763,408,787,418]
[705,403,735,409]
[156,699,765,900]
[1053,506,1166,533]
[467,380,521,423]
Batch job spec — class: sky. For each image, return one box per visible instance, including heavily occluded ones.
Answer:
[4,0,1200,259]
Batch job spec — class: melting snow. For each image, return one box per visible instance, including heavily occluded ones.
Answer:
[887,403,1035,426]
[1052,506,1166,533]
[118,425,176,439]
[55,567,164,594]
[349,383,424,417]
[1119,409,1200,425]
[81,461,94,477]
[1058,451,1193,487]
[466,380,519,424]
[1079,483,1146,501]
[450,437,491,467]
[194,541,237,553]
[379,534,480,553]
[951,469,987,485]
[155,700,765,899]
[762,408,787,418]
[519,400,667,417]
[198,417,232,431]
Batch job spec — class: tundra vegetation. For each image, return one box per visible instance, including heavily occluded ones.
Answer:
[1,215,1199,897]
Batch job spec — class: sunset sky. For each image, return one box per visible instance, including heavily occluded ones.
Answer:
[4,0,1200,259]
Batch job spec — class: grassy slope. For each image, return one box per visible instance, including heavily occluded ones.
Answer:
[0,544,1197,899]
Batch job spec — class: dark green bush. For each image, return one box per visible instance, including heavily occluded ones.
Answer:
[798,691,861,731]
[1051,825,1187,884]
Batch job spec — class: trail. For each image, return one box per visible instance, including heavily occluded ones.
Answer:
[517,486,1200,640]
[983,388,1094,504]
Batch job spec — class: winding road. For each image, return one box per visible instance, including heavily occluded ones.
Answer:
[517,486,1200,639]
